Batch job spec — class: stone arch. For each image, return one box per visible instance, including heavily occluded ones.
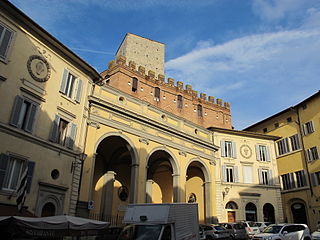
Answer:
[185,158,212,224]
[146,147,180,176]
[146,147,180,203]
[94,131,139,166]
[288,198,308,224]
[39,195,61,216]
[226,201,238,209]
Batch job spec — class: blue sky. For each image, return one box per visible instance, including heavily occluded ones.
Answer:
[10,0,320,130]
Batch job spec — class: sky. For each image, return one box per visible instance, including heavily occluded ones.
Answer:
[9,0,320,130]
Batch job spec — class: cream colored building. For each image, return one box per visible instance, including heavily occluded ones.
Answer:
[0,1,100,216]
[210,127,284,223]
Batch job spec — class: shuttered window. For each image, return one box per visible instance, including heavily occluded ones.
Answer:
[49,115,77,149]
[197,104,202,117]
[177,95,183,109]
[10,96,38,133]
[0,23,14,61]
[59,68,83,103]
[0,153,35,193]
[243,166,253,184]
[221,140,237,158]
[306,146,319,162]
[154,87,160,101]
[222,165,239,183]
[256,144,271,161]
[258,168,273,185]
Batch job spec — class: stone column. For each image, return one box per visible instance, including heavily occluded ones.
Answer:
[172,174,180,202]
[146,179,154,203]
[102,171,116,218]
[130,163,139,203]
[204,181,213,224]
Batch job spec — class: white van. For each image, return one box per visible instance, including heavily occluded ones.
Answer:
[117,203,199,240]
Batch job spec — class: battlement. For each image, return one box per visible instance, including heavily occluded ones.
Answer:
[107,55,230,110]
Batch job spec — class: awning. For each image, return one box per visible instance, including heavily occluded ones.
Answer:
[0,215,110,238]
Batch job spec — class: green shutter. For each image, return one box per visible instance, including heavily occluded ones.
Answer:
[75,79,83,103]
[0,154,9,189]
[49,115,60,142]
[60,69,69,94]
[10,96,24,127]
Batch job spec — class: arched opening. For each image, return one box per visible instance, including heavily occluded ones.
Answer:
[226,201,238,223]
[263,203,275,223]
[291,202,307,224]
[92,135,136,221]
[41,202,56,217]
[186,161,205,223]
[146,150,176,203]
[245,202,257,221]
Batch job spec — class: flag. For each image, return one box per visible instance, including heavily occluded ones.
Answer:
[16,162,28,212]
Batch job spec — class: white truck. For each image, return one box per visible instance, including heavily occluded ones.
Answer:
[117,203,200,240]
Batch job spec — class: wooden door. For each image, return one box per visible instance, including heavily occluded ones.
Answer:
[227,211,236,222]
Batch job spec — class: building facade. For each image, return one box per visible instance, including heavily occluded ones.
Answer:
[1,0,283,225]
[245,91,320,231]
[210,127,283,223]
[0,1,100,217]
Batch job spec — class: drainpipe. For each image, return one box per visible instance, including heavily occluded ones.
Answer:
[291,107,314,196]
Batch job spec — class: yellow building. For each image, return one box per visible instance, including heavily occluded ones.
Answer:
[245,91,320,231]
[0,1,100,216]
[210,127,283,223]
[1,0,284,225]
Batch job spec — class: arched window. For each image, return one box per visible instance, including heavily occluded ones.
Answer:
[226,201,238,209]
[245,202,257,221]
[197,104,202,117]
[263,203,275,223]
[132,77,138,92]
[41,202,56,217]
[177,95,183,109]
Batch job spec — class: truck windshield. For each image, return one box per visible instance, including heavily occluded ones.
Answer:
[118,225,162,240]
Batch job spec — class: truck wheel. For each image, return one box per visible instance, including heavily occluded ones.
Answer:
[206,236,213,240]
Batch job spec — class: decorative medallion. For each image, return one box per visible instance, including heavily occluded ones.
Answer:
[240,144,252,159]
[188,193,197,203]
[118,186,129,202]
[27,55,51,82]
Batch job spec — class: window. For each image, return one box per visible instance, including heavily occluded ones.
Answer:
[258,168,273,185]
[290,134,301,151]
[132,77,138,92]
[263,128,267,133]
[310,171,320,186]
[154,87,160,101]
[295,170,306,188]
[302,121,314,135]
[222,165,238,183]
[49,115,77,149]
[197,104,202,117]
[287,117,292,123]
[0,154,35,192]
[274,122,279,128]
[0,23,14,61]
[277,138,289,155]
[177,95,183,109]
[306,146,319,162]
[281,173,295,190]
[59,69,83,103]
[256,145,270,161]
[10,96,38,133]
[221,140,236,158]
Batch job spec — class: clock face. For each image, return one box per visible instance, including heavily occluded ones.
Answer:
[240,144,253,159]
[27,55,51,82]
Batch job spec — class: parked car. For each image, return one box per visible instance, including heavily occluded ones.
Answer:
[240,221,260,238]
[218,223,247,240]
[254,222,272,232]
[199,225,206,240]
[200,224,230,240]
[312,224,320,240]
[252,223,311,240]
